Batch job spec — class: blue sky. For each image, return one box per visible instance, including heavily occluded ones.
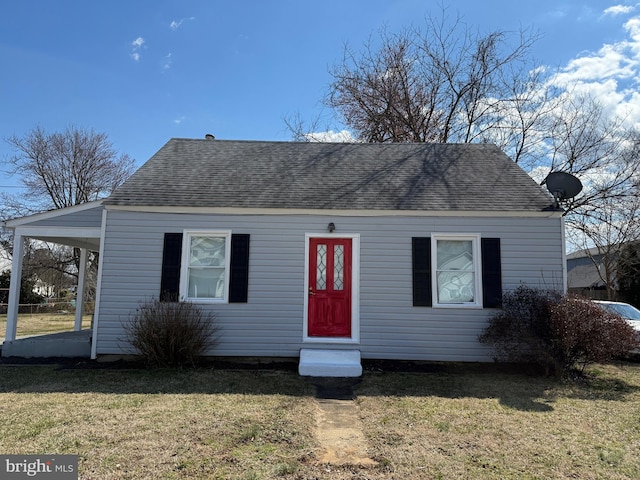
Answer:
[1,1,639,195]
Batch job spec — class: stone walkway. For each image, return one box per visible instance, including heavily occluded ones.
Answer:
[309,377,377,466]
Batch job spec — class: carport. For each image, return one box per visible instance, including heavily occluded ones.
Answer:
[1,201,104,357]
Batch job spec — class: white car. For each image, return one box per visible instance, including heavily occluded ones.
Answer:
[593,301,640,351]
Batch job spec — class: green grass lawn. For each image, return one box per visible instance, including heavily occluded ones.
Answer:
[0,362,638,479]
[0,312,92,340]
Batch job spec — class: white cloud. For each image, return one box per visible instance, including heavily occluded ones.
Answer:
[162,53,172,70]
[546,7,568,19]
[528,166,551,184]
[544,13,640,129]
[170,20,183,30]
[173,116,186,124]
[603,5,636,16]
[304,130,357,142]
[130,36,145,62]
[623,16,640,49]
[577,5,597,22]
[553,44,635,85]
[170,17,195,30]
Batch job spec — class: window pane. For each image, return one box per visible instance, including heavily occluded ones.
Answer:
[189,237,226,266]
[437,271,474,303]
[436,239,475,304]
[317,244,327,290]
[437,240,472,270]
[188,268,225,298]
[334,245,344,290]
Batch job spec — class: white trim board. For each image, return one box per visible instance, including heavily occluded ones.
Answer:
[3,200,104,227]
[104,204,563,218]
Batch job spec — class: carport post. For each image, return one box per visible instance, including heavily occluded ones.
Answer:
[74,248,88,331]
[5,233,24,342]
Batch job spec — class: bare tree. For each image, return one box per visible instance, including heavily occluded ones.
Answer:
[567,193,640,300]
[1,126,135,298]
[2,126,135,216]
[286,8,640,300]
[483,65,559,168]
[324,10,542,147]
[296,9,640,235]
[567,176,640,300]
[542,93,640,215]
[283,111,339,142]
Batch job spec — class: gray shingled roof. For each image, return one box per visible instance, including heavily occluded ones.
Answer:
[104,138,555,212]
[567,262,606,289]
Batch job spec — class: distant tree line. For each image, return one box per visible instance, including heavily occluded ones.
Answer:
[0,269,44,305]
[618,242,640,306]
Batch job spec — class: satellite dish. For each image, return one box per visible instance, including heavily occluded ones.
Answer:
[543,171,583,207]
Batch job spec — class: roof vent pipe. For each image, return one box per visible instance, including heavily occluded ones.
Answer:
[205,134,215,140]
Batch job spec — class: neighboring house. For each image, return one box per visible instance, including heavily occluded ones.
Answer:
[566,247,609,299]
[33,278,55,298]
[0,249,9,272]
[567,242,640,302]
[2,139,565,373]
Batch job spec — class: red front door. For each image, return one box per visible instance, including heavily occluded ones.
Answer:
[308,238,352,337]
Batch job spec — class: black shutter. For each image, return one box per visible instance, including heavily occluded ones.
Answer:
[412,237,432,307]
[229,234,250,303]
[481,238,502,308]
[160,233,183,301]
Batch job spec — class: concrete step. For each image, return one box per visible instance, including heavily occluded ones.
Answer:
[299,349,362,377]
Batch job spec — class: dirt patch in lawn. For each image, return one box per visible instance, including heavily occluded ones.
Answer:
[309,376,377,467]
[314,397,377,466]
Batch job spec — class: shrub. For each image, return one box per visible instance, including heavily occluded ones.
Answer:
[479,286,640,377]
[550,296,640,373]
[478,285,561,372]
[124,299,219,367]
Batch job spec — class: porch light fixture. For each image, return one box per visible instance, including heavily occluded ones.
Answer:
[328,222,336,233]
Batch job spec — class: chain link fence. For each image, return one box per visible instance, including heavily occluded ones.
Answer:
[0,299,95,316]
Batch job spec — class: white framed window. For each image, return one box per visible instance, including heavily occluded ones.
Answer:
[431,234,482,308]
[180,230,232,302]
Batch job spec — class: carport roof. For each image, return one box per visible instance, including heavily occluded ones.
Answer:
[2,201,104,250]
